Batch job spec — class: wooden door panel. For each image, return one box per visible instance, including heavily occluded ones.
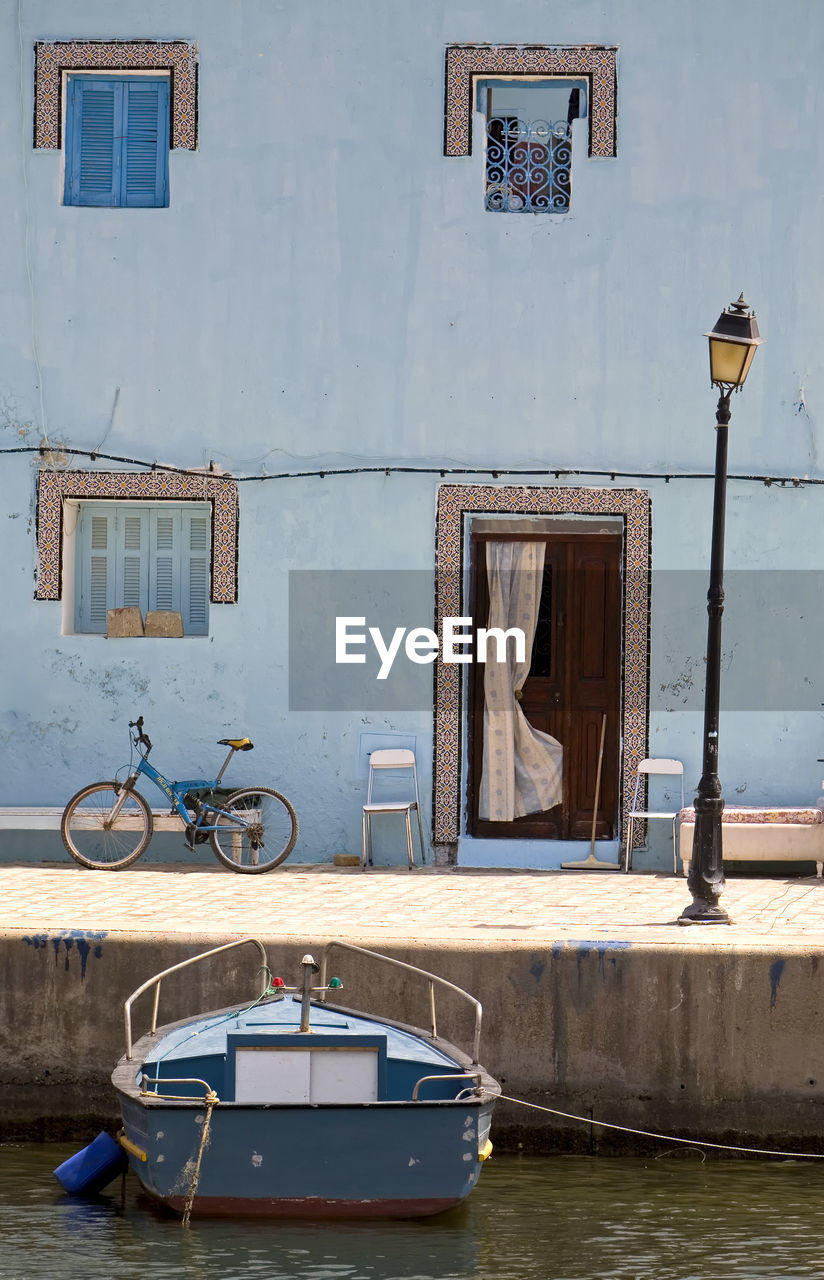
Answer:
[577,560,608,680]
[468,530,622,841]
[565,540,622,839]
[568,710,615,839]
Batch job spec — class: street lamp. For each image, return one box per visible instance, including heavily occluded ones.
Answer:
[679,295,764,925]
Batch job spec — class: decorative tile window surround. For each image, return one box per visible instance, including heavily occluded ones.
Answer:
[36,470,237,604]
[444,44,617,160]
[33,40,198,150]
[432,484,650,848]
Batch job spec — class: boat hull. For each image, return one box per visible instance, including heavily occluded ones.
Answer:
[117,1091,496,1219]
[141,1191,465,1219]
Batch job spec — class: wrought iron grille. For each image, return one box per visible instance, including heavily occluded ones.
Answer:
[485,117,572,213]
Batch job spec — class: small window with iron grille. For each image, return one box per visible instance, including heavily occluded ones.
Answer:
[478,79,586,214]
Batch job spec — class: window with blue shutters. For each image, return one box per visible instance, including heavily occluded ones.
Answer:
[75,504,210,635]
[63,75,170,208]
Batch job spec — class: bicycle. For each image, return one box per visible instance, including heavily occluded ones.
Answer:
[60,716,298,873]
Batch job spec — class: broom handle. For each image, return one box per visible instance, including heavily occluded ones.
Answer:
[589,713,607,857]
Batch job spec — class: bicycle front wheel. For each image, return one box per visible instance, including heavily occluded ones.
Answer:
[209,787,298,873]
[61,782,153,870]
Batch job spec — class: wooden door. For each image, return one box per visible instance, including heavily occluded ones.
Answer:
[468,531,622,840]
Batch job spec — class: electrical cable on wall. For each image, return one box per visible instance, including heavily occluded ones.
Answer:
[0,443,816,490]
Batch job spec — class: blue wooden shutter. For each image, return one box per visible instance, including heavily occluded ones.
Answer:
[76,508,117,633]
[148,508,180,616]
[181,510,211,636]
[64,76,169,208]
[116,510,149,616]
[65,78,121,207]
[76,504,208,634]
[147,506,209,633]
[121,79,170,208]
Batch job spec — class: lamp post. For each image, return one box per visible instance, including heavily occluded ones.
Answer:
[679,295,764,925]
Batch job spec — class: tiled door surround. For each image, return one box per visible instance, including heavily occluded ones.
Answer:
[432,483,650,853]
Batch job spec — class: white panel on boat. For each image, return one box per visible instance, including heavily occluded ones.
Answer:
[235,1048,311,1103]
[310,1049,378,1103]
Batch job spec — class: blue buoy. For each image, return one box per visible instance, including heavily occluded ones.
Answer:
[53,1131,128,1195]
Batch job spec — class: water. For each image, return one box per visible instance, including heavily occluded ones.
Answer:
[3,1145,824,1279]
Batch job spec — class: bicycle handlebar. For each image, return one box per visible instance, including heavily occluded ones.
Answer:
[129,716,153,757]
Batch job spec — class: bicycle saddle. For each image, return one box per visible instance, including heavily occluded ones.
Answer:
[218,737,254,751]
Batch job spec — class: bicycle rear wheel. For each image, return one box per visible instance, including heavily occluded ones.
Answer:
[209,787,298,873]
[61,782,153,870]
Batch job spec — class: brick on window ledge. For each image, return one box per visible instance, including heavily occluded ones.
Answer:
[145,611,184,638]
[106,607,144,637]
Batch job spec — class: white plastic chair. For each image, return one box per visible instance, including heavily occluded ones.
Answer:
[361,749,426,871]
[624,759,685,873]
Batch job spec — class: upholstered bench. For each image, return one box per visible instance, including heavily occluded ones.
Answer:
[677,806,824,878]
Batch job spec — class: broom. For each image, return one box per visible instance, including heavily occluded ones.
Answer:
[561,712,618,870]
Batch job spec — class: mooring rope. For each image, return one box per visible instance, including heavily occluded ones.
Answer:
[181,1089,219,1227]
[494,1092,824,1160]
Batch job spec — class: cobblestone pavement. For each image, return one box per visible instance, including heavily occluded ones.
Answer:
[2,862,824,947]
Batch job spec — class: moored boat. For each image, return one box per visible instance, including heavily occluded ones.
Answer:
[108,939,499,1219]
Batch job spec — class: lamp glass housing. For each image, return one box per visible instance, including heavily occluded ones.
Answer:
[704,296,763,390]
[707,337,758,388]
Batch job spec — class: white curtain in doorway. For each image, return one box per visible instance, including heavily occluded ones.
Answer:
[479,541,563,821]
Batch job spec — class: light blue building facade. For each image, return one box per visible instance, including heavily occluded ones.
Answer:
[2,0,824,871]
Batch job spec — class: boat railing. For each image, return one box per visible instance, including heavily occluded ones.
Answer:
[411,1072,483,1101]
[124,937,269,1060]
[317,941,484,1065]
[138,1073,217,1101]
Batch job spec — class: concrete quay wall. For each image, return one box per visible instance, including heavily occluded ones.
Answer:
[3,928,823,1153]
